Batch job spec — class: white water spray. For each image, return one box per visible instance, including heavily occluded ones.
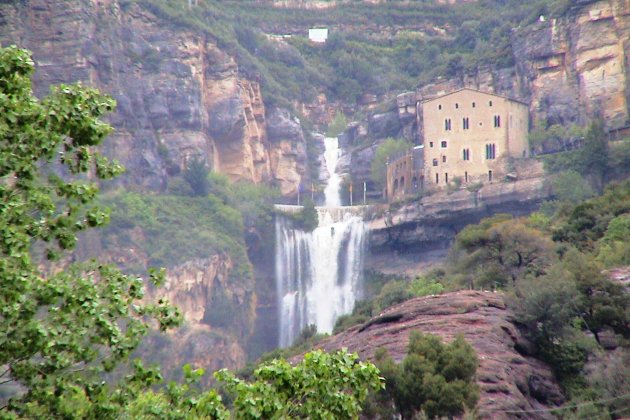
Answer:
[275,137,368,347]
[323,137,342,207]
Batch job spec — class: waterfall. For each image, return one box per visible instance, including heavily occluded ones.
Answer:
[275,137,368,347]
[323,137,342,207]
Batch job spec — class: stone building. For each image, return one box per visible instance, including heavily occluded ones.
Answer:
[386,146,424,202]
[385,88,529,201]
[422,88,529,188]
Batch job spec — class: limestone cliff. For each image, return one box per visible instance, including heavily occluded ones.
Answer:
[313,291,565,419]
[0,0,309,194]
[513,0,630,129]
[141,256,254,379]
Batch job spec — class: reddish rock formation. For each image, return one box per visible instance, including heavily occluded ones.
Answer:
[311,291,564,419]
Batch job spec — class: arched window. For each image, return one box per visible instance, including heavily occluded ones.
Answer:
[393,179,399,192]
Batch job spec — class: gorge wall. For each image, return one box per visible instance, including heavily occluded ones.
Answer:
[0,0,309,195]
[341,0,629,190]
[0,0,309,373]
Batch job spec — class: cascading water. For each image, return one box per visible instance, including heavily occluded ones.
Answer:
[323,137,342,207]
[275,137,368,347]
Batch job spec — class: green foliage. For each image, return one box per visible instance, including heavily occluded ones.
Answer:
[542,120,618,192]
[370,138,412,188]
[183,157,210,196]
[280,197,319,232]
[228,181,279,231]
[216,349,384,419]
[102,192,250,276]
[374,280,413,311]
[551,170,595,204]
[552,180,630,251]
[0,45,183,417]
[510,264,580,341]
[326,110,348,137]
[136,0,563,106]
[596,214,630,266]
[123,363,229,419]
[368,332,479,419]
[529,122,585,154]
[448,214,556,289]
[408,271,445,297]
[561,249,629,341]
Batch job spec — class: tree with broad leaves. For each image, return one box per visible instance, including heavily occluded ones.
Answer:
[0,45,383,419]
[0,44,184,417]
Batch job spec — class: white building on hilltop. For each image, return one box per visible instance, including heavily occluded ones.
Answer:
[308,28,328,43]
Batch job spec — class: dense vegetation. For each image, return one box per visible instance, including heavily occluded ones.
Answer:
[363,180,630,416]
[0,46,385,418]
[367,332,479,419]
[128,0,570,108]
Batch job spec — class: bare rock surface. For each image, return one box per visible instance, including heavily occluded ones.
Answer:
[312,291,564,419]
[0,0,309,193]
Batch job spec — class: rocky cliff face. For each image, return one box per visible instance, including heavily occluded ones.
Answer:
[140,256,253,379]
[0,0,309,194]
[366,160,550,275]
[341,0,629,200]
[313,291,564,419]
[513,0,630,129]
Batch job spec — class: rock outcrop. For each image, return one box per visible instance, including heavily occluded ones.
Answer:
[313,291,565,419]
[366,160,550,274]
[151,256,255,337]
[0,0,309,194]
[512,0,630,129]
[138,255,254,378]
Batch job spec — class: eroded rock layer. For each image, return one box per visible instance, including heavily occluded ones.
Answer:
[0,0,309,194]
[314,291,564,420]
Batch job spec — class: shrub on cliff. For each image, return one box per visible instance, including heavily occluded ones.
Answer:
[183,156,210,196]
[366,332,479,419]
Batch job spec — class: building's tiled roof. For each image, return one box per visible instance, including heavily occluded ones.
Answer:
[421,87,529,106]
